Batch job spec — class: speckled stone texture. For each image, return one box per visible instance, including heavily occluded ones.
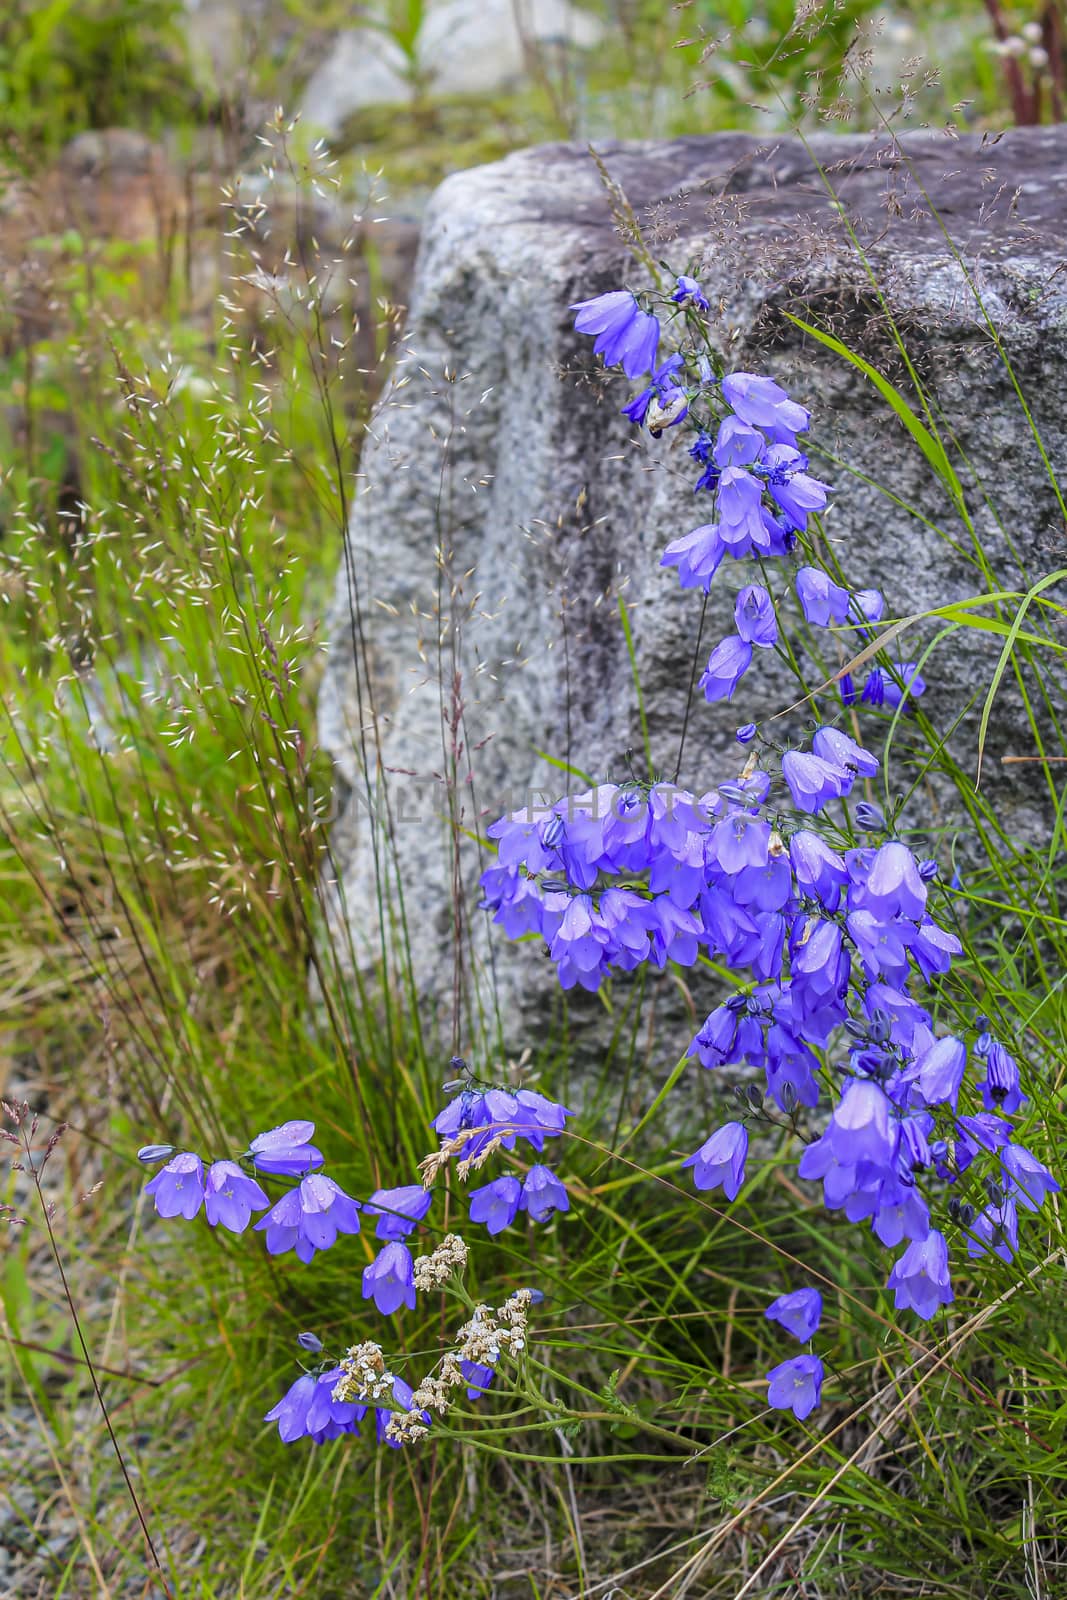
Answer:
[318,128,1067,1056]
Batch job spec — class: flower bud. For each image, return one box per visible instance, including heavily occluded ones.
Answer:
[959,1202,976,1228]
[854,801,886,832]
[780,1082,797,1113]
[735,723,757,744]
[746,1084,764,1110]
[917,858,939,881]
[297,1331,324,1353]
[137,1143,175,1164]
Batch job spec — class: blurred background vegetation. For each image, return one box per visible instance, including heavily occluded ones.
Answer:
[1,1,1065,1596]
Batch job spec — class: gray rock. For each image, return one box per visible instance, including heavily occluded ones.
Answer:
[318,129,1067,1059]
[299,0,603,132]
[299,27,415,131]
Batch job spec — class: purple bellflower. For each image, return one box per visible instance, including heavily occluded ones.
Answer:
[204,1160,270,1233]
[682,1122,748,1198]
[520,1165,570,1222]
[254,1173,362,1263]
[966,1198,1019,1264]
[782,750,850,815]
[721,372,810,441]
[672,274,710,311]
[363,1184,433,1241]
[886,1229,954,1320]
[145,1152,205,1221]
[734,584,778,648]
[571,290,660,380]
[700,636,752,702]
[795,568,850,627]
[362,1241,417,1315]
[1001,1144,1059,1211]
[917,1036,967,1108]
[248,1120,324,1177]
[765,1287,823,1342]
[469,1174,524,1234]
[766,1353,823,1419]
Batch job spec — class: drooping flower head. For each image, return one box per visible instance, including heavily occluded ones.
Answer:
[682,1122,748,1199]
[254,1173,362,1263]
[765,1287,823,1342]
[886,1229,954,1321]
[145,1152,205,1221]
[204,1160,270,1233]
[363,1184,433,1241]
[570,290,660,380]
[362,1241,417,1315]
[248,1120,324,1177]
[766,1353,823,1419]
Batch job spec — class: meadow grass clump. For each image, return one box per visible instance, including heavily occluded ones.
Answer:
[1,80,1066,1600]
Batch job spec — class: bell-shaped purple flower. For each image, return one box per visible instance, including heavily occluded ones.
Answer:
[303,1366,366,1443]
[672,273,709,310]
[828,1077,896,1172]
[766,1353,823,1419]
[852,588,885,623]
[795,567,850,627]
[721,372,810,440]
[714,415,764,466]
[1001,1144,1059,1212]
[798,1128,858,1208]
[144,1152,205,1221]
[966,1198,1019,1264]
[886,1229,953,1321]
[700,636,752,702]
[570,290,660,380]
[682,1121,748,1199]
[264,1372,318,1443]
[917,1035,967,1109]
[978,1040,1026,1113]
[762,445,831,531]
[461,1359,496,1399]
[717,467,769,555]
[846,909,914,985]
[789,830,849,909]
[782,751,850,815]
[254,1173,362,1263]
[765,1287,822,1342]
[707,811,771,876]
[520,1164,570,1222]
[361,1241,416,1315]
[248,1120,324,1177]
[857,841,928,922]
[660,521,726,591]
[734,584,778,649]
[204,1160,270,1233]
[363,1184,433,1241]
[469,1174,523,1235]
[811,725,879,779]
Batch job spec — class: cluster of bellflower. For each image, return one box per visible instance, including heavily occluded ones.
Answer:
[487,274,1061,1420]
[140,1068,572,1446]
[428,1062,573,1232]
[481,724,881,996]
[571,279,927,715]
[138,1121,436,1314]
